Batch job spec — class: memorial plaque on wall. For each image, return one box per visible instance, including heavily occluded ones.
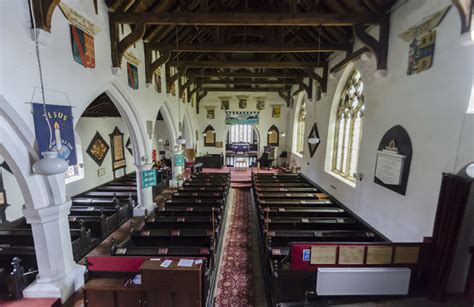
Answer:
[374,125,412,195]
[310,246,337,265]
[109,127,126,177]
[366,246,393,265]
[393,246,420,264]
[86,132,109,166]
[338,246,365,265]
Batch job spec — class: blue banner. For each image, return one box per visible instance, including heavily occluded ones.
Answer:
[32,103,77,166]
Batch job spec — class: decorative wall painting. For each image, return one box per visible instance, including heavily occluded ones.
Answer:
[206,109,215,120]
[399,5,451,75]
[154,68,162,93]
[127,63,139,89]
[272,105,281,118]
[59,2,100,69]
[86,131,109,166]
[407,31,436,75]
[237,96,248,109]
[70,25,95,68]
[221,100,229,110]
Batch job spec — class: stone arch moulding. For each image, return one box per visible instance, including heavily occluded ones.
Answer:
[30,0,61,32]
[0,95,59,209]
[182,109,195,148]
[157,103,178,149]
[81,82,150,165]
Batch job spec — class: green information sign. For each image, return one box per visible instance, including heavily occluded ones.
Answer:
[141,169,157,188]
[175,154,185,167]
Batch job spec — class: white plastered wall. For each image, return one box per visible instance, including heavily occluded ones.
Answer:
[285,0,474,243]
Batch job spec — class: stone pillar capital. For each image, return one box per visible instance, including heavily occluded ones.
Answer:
[23,200,71,224]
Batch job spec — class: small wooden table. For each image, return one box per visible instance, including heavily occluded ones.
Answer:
[235,159,248,171]
[140,259,203,307]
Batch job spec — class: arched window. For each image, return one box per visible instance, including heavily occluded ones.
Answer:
[332,69,365,180]
[228,124,254,143]
[295,98,307,155]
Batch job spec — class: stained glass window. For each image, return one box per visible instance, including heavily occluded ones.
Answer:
[332,69,365,180]
[295,99,307,155]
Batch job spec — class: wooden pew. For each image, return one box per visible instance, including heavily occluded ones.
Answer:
[261,217,362,231]
[129,229,215,247]
[156,207,221,217]
[171,192,226,199]
[260,207,348,218]
[79,191,137,200]
[142,216,217,230]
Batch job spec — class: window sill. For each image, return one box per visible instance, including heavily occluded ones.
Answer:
[66,175,84,185]
[326,170,356,188]
[291,151,304,159]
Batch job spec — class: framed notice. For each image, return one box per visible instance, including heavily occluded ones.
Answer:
[204,125,216,147]
[109,127,126,178]
[267,125,279,146]
[338,246,365,265]
[366,246,393,265]
[310,246,337,265]
[394,246,420,264]
[141,169,157,188]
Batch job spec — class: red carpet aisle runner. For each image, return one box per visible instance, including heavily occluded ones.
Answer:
[215,189,254,306]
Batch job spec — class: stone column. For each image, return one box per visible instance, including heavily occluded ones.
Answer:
[22,200,85,302]
[133,162,155,216]
[170,146,185,188]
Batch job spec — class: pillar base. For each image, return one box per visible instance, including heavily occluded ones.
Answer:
[23,264,85,303]
[170,179,183,188]
[133,205,147,217]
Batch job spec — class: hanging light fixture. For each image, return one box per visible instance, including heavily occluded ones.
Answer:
[174,26,186,146]
[308,25,321,146]
[30,1,68,176]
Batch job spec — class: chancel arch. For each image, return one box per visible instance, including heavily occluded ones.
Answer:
[224,124,260,167]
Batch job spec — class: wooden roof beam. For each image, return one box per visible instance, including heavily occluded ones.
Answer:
[151,43,351,53]
[186,71,305,78]
[113,12,387,26]
[169,60,324,68]
[200,86,292,92]
[202,79,301,85]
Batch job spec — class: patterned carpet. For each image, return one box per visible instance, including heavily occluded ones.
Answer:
[215,188,254,306]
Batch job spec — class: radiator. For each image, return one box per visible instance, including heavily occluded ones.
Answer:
[316,267,411,296]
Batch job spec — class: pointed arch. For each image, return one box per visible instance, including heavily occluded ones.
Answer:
[0,95,57,210]
[182,109,194,148]
[79,82,149,165]
[157,102,178,149]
